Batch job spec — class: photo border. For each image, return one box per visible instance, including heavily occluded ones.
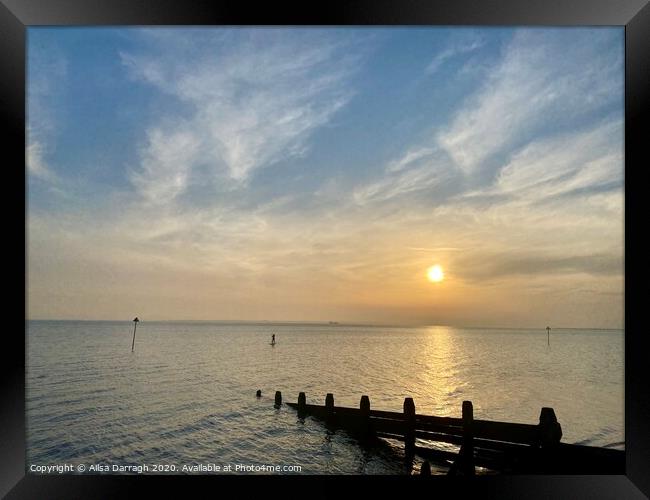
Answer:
[3,0,649,497]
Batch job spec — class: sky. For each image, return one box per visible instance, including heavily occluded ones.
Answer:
[26,27,624,328]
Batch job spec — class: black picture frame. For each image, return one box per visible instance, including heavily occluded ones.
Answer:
[4,0,649,498]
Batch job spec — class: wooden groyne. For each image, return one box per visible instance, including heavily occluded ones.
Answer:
[274,391,624,474]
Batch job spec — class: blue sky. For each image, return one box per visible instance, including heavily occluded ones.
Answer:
[27,27,624,327]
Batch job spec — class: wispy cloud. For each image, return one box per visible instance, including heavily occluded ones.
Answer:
[425,33,485,75]
[129,126,202,202]
[386,147,436,173]
[495,119,623,201]
[27,139,56,182]
[456,251,623,283]
[407,247,462,252]
[353,147,459,206]
[27,42,68,186]
[355,29,622,212]
[27,43,68,136]
[122,29,363,204]
[437,29,622,176]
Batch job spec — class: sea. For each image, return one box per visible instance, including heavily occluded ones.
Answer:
[26,321,624,475]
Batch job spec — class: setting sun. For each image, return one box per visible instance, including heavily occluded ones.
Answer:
[427,265,444,283]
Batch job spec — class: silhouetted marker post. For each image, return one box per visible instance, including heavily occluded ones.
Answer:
[131,317,139,352]
[274,391,282,408]
[546,326,551,346]
[256,390,262,398]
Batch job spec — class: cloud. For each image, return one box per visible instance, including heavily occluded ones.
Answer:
[27,43,68,136]
[122,29,363,204]
[495,118,623,201]
[455,251,623,284]
[386,147,436,173]
[353,147,460,206]
[407,247,462,252]
[26,139,56,182]
[437,29,622,176]
[355,29,622,217]
[27,41,68,185]
[130,126,202,203]
[425,33,485,75]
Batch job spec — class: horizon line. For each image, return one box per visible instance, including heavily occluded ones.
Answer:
[25,318,624,331]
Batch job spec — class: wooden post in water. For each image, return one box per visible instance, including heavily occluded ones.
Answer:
[420,460,431,476]
[461,400,475,475]
[360,395,370,415]
[325,393,335,424]
[546,326,551,346]
[274,391,282,407]
[298,392,307,416]
[359,395,371,439]
[256,389,262,398]
[131,317,139,352]
[403,397,416,457]
[539,407,562,447]
[538,407,562,473]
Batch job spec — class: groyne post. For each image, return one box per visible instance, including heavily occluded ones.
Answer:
[360,395,371,439]
[539,407,562,447]
[298,392,307,416]
[404,397,416,457]
[274,391,282,408]
[461,400,475,475]
[325,393,335,424]
[538,407,562,472]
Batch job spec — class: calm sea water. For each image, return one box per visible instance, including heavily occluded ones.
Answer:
[26,321,624,475]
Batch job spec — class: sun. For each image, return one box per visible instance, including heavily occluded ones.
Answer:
[427,265,444,283]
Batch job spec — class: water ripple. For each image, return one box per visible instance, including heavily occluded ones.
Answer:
[27,321,624,473]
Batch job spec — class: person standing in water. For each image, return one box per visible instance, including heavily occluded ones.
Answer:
[271,334,275,345]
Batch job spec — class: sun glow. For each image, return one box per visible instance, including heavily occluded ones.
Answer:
[427,265,444,283]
